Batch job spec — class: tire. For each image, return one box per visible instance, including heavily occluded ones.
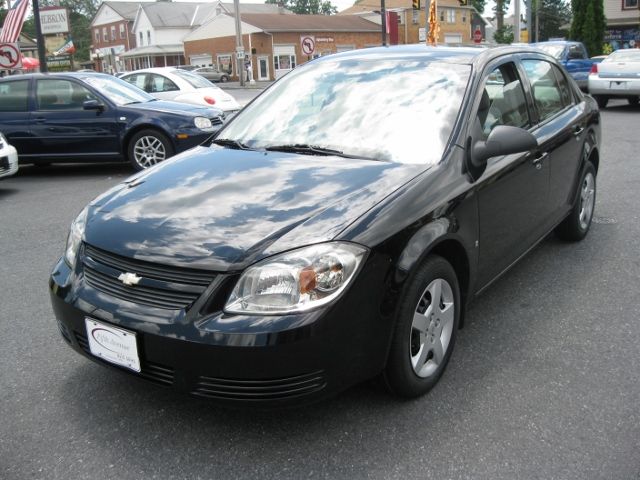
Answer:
[594,95,608,109]
[220,75,228,83]
[555,162,596,242]
[383,255,461,398]
[628,96,639,106]
[127,129,174,171]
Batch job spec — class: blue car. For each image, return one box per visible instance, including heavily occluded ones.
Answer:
[533,41,594,91]
[0,72,225,170]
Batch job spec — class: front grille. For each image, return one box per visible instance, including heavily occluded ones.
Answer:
[57,321,72,344]
[192,371,327,401]
[211,115,224,125]
[82,244,216,310]
[73,331,175,386]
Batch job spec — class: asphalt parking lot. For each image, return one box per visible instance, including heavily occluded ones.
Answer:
[1,100,639,480]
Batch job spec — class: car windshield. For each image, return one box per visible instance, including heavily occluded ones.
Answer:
[536,44,565,59]
[605,50,640,62]
[218,58,470,165]
[81,75,155,105]
[172,69,215,89]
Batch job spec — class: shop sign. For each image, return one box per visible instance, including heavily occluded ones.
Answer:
[316,37,334,43]
[39,7,69,35]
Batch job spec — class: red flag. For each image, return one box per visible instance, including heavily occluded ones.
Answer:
[0,0,31,43]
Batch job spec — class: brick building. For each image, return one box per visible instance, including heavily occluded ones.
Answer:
[183,14,381,81]
[90,1,139,72]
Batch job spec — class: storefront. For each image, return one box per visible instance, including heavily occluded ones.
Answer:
[605,27,640,50]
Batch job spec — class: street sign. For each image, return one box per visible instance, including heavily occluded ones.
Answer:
[0,43,22,69]
[473,26,482,44]
[300,36,316,56]
[236,51,245,59]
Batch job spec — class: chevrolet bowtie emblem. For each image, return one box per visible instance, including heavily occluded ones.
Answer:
[118,272,142,286]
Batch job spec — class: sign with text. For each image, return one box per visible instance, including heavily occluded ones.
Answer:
[39,7,69,35]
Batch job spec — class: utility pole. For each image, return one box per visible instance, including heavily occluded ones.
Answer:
[534,0,539,42]
[32,0,48,73]
[514,0,521,42]
[525,0,532,43]
[233,0,244,86]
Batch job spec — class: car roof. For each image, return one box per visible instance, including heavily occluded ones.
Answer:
[0,72,117,82]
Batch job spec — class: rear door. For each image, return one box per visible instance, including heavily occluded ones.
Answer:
[30,78,120,158]
[521,58,584,224]
[0,78,33,156]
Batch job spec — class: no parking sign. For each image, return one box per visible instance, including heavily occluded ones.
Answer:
[0,43,22,69]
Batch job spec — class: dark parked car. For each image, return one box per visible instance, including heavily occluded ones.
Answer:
[0,72,225,170]
[50,46,600,405]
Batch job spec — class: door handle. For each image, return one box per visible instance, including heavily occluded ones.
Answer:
[532,152,548,170]
[573,126,584,137]
[34,117,46,124]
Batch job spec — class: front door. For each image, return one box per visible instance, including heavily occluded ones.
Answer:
[30,78,119,159]
[258,56,269,81]
[472,61,551,289]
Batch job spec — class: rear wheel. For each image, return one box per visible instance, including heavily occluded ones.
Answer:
[220,75,228,83]
[127,129,174,171]
[384,255,461,398]
[628,96,639,106]
[594,95,608,109]
[555,162,596,241]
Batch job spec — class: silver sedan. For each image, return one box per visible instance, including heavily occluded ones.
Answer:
[588,49,640,108]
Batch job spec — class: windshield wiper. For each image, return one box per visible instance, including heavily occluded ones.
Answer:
[265,144,380,161]
[212,138,252,150]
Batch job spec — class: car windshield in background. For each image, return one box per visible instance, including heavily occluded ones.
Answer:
[82,75,155,105]
[172,69,216,89]
[605,50,640,62]
[536,44,564,59]
[220,58,470,164]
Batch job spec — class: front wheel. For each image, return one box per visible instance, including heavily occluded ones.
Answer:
[219,75,228,83]
[127,129,174,171]
[384,255,461,398]
[555,162,596,241]
[628,96,639,106]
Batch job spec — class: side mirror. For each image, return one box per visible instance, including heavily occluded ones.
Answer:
[83,100,104,111]
[471,125,537,167]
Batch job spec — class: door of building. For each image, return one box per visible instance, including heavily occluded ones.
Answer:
[258,56,269,81]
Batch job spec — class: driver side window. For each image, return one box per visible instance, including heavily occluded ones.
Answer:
[477,63,530,140]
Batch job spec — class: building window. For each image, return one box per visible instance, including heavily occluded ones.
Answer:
[102,27,107,42]
[447,9,456,23]
[462,11,467,23]
[147,31,151,45]
[623,0,638,8]
[95,29,100,43]
[412,9,419,24]
[120,24,125,39]
[139,31,143,45]
[440,9,444,21]
[397,11,403,24]
[110,26,116,41]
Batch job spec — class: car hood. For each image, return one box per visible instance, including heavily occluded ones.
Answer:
[85,146,427,271]
[123,100,222,117]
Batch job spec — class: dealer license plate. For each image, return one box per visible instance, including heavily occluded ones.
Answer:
[85,318,141,372]
[610,81,628,90]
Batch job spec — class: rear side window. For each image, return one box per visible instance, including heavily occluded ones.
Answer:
[123,73,148,92]
[149,74,179,93]
[551,64,573,106]
[522,59,566,122]
[0,80,29,112]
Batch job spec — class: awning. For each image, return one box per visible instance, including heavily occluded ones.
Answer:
[120,44,184,58]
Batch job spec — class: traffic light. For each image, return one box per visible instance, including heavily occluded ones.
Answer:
[458,0,468,5]
[412,0,420,10]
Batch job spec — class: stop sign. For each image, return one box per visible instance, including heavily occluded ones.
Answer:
[473,27,482,43]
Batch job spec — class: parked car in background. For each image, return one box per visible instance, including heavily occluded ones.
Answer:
[0,132,19,180]
[0,73,225,170]
[588,49,640,108]
[533,41,595,90]
[120,67,240,112]
[50,45,600,406]
[190,67,230,83]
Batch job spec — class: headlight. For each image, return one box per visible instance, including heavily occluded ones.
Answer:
[194,117,213,130]
[224,242,368,315]
[64,207,88,268]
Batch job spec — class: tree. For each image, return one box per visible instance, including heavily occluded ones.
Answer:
[569,0,605,55]
[470,0,486,14]
[494,0,510,30]
[494,24,514,43]
[265,0,337,15]
[533,0,571,41]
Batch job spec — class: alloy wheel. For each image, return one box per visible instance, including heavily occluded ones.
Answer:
[579,172,596,230]
[133,135,167,169]
[410,278,455,378]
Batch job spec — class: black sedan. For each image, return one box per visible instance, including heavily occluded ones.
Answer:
[50,46,600,405]
[0,72,225,170]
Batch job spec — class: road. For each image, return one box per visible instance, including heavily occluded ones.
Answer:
[0,100,639,480]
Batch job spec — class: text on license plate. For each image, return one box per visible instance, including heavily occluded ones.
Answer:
[85,318,141,372]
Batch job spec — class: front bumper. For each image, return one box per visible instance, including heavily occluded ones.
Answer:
[0,143,19,179]
[588,76,640,96]
[49,251,393,406]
